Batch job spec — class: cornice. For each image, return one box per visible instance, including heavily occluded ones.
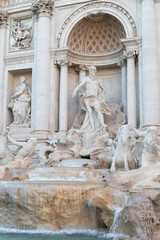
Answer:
[4,54,34,66]
[53,47,124,67]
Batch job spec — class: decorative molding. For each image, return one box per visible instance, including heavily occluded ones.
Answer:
[0,10,8,28]
[4,54,34,66]
[1,0,36,7]
[32,0,54,19]
[121,38,139,58]
[74,64,88,73]
[55,59,72,67]
[57,1,137,47]
[135,37,142,48]
[117,58,126,68]
[79,65,88,71]
[53,47,124,67]
[124,49,138,59]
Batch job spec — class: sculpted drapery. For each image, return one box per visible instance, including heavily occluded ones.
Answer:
[8,76,31,126]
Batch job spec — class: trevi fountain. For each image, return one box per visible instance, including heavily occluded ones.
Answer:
[0,0,160,239]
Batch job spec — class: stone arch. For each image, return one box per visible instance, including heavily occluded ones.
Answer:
[67,14,126,55]
[57,1,138,48]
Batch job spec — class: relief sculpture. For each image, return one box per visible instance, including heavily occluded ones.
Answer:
[10,19,32,49]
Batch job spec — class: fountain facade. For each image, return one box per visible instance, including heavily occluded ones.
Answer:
[0,1,160,240]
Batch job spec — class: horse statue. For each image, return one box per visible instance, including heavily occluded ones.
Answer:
[107,124,137,173]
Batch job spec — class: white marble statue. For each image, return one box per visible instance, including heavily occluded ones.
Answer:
[109,124,137,173]
[47,135,58,150]
[8,133,37,162]
[0,131,14,165]
[39,135,58,164]
[135,126,160,168]
[72,65,111,131]
[10,20,32,49]
[8,76,31,126]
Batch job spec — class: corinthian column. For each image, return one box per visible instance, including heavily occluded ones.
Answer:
[141,0,160,126]
[57,60,70,133]
[117,59,127,116]
[0,11,8,132]
[32,0,53,132]
[125,50,137,127]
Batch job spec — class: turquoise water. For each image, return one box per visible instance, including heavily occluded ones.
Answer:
[0,229,122,240]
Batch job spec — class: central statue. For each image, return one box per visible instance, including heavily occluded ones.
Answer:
[44,65,125,163]
[72,65,111,131]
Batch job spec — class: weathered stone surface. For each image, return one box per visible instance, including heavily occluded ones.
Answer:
[0,166,11,180]
[110,162,160,189]
[0,182,110,230]
[127,194,160,240]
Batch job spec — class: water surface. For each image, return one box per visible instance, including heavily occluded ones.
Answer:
[0,228,121,240]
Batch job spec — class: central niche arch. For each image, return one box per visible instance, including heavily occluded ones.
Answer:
[66,13,127,128]
[68,14,126,55]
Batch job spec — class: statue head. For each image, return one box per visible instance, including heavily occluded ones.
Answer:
[28,138,37,146]
[88,65,97,79]
[147,126,158,135]
[20,76,27,84]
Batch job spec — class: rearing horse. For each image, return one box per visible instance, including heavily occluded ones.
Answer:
[109,124,137,173]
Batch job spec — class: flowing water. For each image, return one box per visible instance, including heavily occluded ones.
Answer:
[0,228,122,240]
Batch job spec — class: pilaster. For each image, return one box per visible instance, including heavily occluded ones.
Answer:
[32,0,54,132]
[0,11,8,132]
[141,0,160,126]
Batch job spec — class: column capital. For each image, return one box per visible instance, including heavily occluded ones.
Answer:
[124,50,138,59]
[79,64,88,71]
[55,59,72,67]
[32,0,54,19]
[75,65,88,72]
[117,58,127,68]
[0,11,8,28]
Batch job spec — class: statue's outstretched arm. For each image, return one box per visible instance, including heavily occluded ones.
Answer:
[134,128,145,137]
[8,133,24,147]
[72,79,86,97]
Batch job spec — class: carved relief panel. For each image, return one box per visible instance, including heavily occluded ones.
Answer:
[9,15,33,51]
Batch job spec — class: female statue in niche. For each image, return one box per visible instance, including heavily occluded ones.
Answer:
[8,76,31,126]
[72,65,111,132]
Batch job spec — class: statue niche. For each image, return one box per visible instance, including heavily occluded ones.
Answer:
[8,76,31,127]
